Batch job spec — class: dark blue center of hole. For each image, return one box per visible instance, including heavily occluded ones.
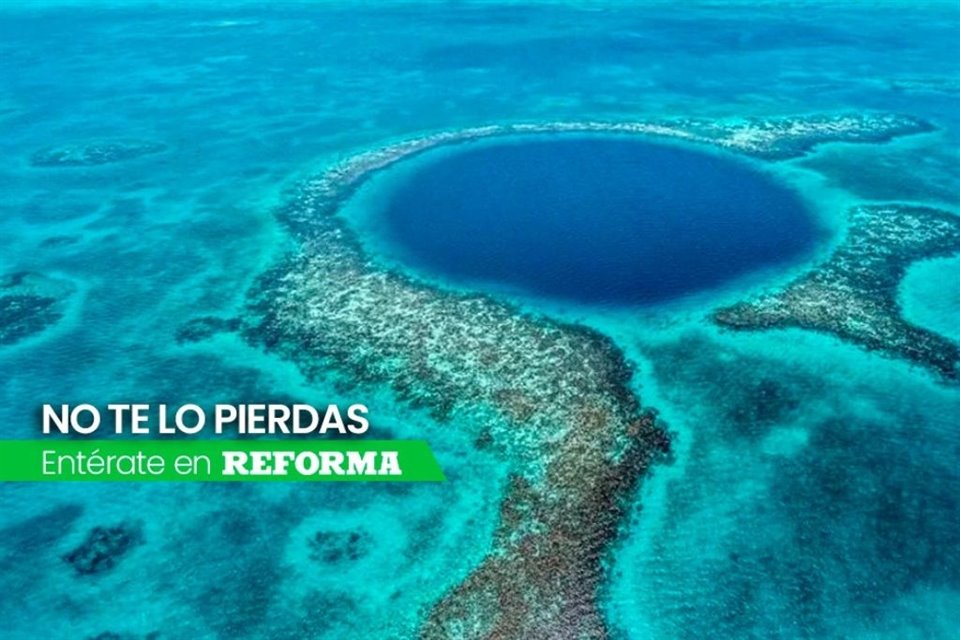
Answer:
[380,137,818,304]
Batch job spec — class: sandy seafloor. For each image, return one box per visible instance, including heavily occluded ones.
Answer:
[1,2,959,639]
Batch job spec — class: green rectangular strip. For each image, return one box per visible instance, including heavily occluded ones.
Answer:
[0,440,445,482]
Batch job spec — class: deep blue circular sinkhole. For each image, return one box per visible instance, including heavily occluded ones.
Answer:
[378,136,819,305]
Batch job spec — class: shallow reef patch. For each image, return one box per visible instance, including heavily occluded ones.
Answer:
[0,271,75,346]
[30,139,167,168]
[715,204,960,381]
[308,529,370,564]
[63,521,144,576]
[175,316,243,344]
[86,632,160,640]
[247,243,671,637]
[679,113,934,160]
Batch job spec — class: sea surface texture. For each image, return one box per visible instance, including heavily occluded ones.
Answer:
[0,2,958,639]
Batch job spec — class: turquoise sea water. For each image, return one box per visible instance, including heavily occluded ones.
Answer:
[1,2,958,639]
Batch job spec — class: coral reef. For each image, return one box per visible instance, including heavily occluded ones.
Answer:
[30,139,167,167]
[247,156,673,639]
[243,114,931,637]
[421,412,668,639]
[0,271,74,346]
[308,529,369,563]
[671,113,933,160]
[715,204,960,381]
[63,521,144,576]
[175,316,242,344]
[246,223,671,636]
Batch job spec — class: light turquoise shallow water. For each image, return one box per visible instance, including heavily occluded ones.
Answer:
[0,2,958,639]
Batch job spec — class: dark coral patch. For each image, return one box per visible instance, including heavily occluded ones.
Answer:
[40,235,82,248]
[175,316,242,344]
[0,272,74,346]
[308,530,370,564]
[0,295,59,345]
[63,521,144,576]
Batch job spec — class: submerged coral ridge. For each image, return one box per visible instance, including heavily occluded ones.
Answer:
[244,114,933,637]
[715,204,960,380]
[30,139,167,167]
[670,113,934,159]
[246,220,670,636]
[0,271,74,346]
[249,161,677,639]
[422,411,667,639]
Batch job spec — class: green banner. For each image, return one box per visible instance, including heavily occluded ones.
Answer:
[0,440,445,482]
